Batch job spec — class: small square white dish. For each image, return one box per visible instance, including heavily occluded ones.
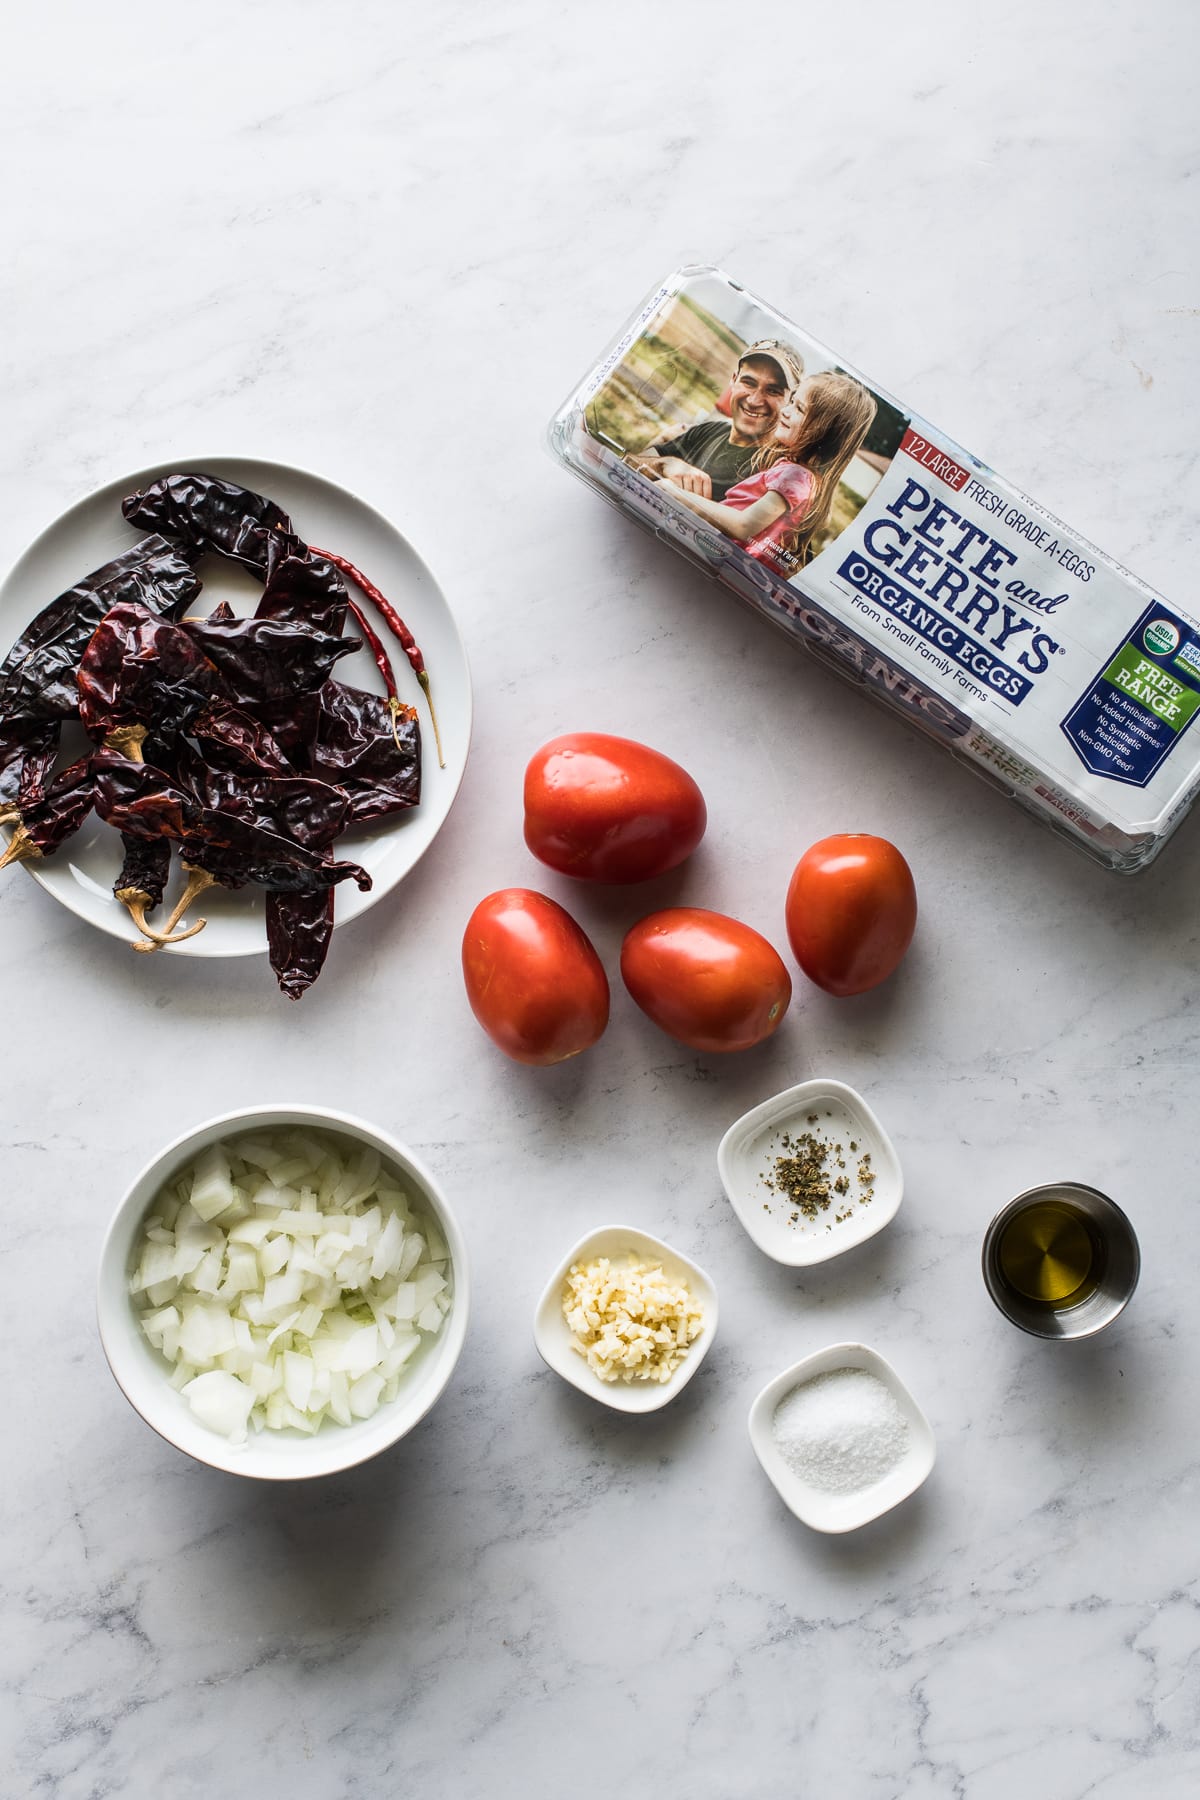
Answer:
[533,1224,718,1413]
[717,1078,902,1266]
[748,1342,935,1532]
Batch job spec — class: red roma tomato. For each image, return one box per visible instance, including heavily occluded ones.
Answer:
[462,889,610,1066]
[785,835,917,997]
[620,908,791,1053]
[523,733,706,883]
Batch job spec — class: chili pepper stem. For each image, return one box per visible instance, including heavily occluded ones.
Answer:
[129,864,217,953]
[117,885,208,950]
[0,824,40,870]
[161,863,217,934]
[418,672,445,769]
[104,725,147,763]
[0,805,18,826]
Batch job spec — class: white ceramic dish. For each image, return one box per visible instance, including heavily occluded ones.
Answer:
[0,456,471,955]
[748,1342,935,1532]
[97,1104,470,1480]
[718,1078,902,1266]
[533,1224,717,1414]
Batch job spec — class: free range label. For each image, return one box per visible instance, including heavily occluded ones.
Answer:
[1061,604,1200,786]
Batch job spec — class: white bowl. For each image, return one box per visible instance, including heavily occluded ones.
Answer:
[748,1342,935,1532]
[533,1224,718,1413]
[718,1078,902,1266]
[97,1104,470,1480]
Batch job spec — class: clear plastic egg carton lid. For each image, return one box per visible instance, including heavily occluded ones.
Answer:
[547,264,1200,872]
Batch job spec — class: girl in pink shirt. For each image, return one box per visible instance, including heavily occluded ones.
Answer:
[660,371,877,575]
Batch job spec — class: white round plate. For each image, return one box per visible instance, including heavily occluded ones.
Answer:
[0,456,471,955]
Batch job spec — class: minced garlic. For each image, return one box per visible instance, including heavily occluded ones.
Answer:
[561,1255,703,1384]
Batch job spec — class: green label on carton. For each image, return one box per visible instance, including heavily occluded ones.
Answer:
[1100,644,1200,733]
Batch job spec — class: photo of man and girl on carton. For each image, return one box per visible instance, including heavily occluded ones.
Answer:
[585,281,908,579]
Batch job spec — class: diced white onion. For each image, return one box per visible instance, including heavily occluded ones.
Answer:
[189,1144,235,1223]
[130,1128,452,1444]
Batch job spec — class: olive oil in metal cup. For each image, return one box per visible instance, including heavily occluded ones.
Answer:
[982,1182,1140,1340]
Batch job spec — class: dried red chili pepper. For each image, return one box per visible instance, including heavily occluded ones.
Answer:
[242,691,323,767]
[77,602,223,745]
[189,701,294,777]
[182,614,359,707]
[11,724,62,811]
[307,682,420,826]
[255,551,349,638]
[124,475,351,637]
[180,810,371,897]
[97,755,369,886]
[93,751,369,950]
[0,536,200,726]
[91,749,209,943]
[114,833,171,909]
[175,743,352,994]
[247,736,356,1001]
[193,683,365,999]
[113,834,177,943]
[0,537,200,804]
[80,601,359,749]
[1,721,59,809]
[120,475,436,768]
[266,888,335,1001]
[341,595,406,747]
[173,740,351,850]
[92,748,193,831]
[0,756,96,871]
[310,547,445,768]
[122,474,301,577]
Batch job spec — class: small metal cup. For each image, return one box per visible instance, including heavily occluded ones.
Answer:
[982,1181,1140,1340]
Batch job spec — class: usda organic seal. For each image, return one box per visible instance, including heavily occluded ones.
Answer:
[1144,618,1180,656]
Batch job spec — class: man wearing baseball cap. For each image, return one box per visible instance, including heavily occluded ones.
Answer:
[634,339,805,501]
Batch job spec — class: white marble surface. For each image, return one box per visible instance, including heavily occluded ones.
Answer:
[3,3,1200,1794]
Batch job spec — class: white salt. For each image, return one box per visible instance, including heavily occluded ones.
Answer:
[771,1367,909,1494]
